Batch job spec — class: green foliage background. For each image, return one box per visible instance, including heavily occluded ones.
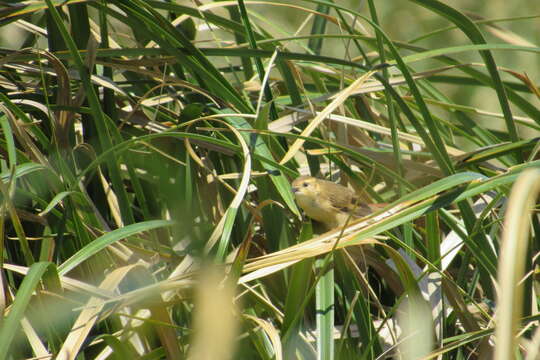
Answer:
[0,1,539,359]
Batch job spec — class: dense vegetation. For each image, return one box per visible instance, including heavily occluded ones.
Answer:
[0,1,539,359]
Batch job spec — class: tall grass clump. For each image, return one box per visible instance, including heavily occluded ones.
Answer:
[0,1,539,359]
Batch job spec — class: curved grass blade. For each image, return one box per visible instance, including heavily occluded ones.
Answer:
[408,0,518,145]
[58,220,174,275]
[494,168,540,359]
[0,262,54,359]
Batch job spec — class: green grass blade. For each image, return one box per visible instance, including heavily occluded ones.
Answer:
[0,262,53,359]
[58,220,174,275]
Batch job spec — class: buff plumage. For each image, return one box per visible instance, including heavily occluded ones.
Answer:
[291,176,376,230]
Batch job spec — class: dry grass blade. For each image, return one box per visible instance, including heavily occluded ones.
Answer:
[244,314,283,360]
[279,70,377,165]
[21,317,51,359]
[57,265,140,360]
[98,166,123,228]
[495,168,540,360]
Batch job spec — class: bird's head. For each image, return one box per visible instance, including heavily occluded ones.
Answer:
[291,176,320,199]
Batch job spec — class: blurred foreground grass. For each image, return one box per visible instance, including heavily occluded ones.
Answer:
[0,1,539,359]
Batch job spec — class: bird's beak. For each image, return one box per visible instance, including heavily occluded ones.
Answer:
[292,187,299,194]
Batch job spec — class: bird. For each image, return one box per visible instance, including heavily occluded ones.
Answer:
[291,176,382,230]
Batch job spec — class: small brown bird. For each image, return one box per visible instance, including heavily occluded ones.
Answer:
[291,176,382,230]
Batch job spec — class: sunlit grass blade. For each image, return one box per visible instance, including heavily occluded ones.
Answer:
[58,220,174,275]
[495,168,540,360]
[0,262,53,359]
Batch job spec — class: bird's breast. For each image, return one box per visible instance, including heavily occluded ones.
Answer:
[295,195,341,227]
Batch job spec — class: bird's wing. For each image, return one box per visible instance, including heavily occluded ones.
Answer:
[324,181,382,218]
[325,183,356,212]
[350,201,376,217]
[352,202,387,217]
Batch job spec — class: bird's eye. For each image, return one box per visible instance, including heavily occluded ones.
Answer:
[303,182,309,187]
